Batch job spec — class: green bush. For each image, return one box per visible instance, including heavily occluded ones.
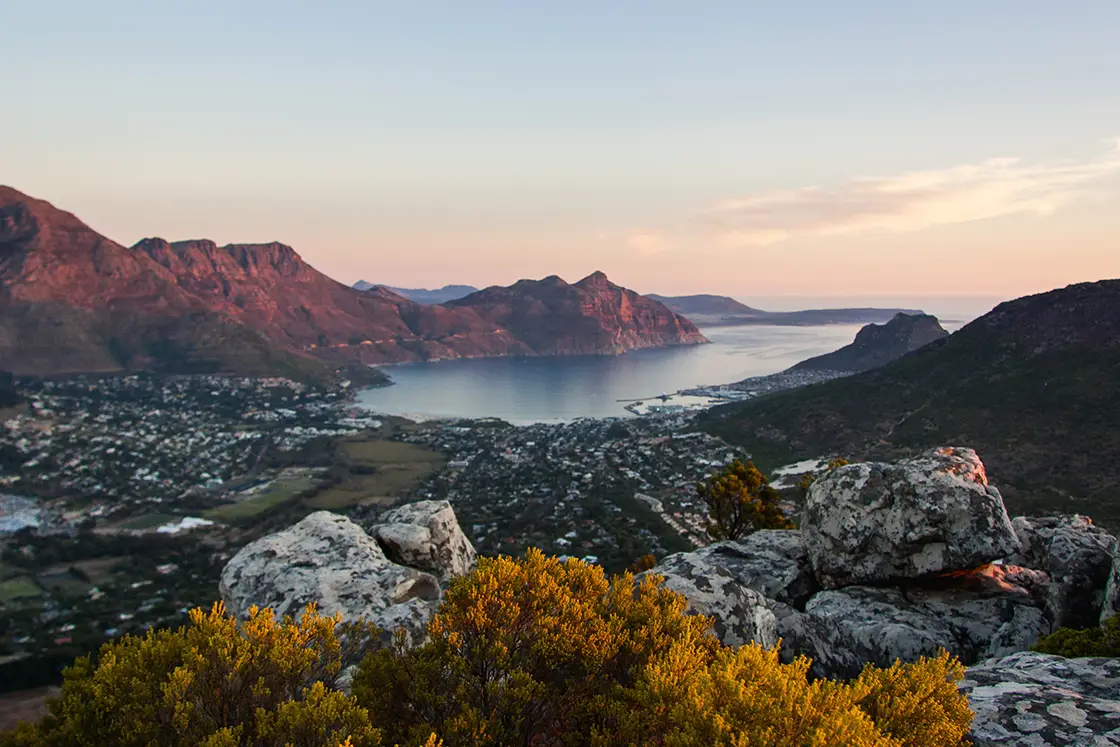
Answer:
[1032,613,1120,657]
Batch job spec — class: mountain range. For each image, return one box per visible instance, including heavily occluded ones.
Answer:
[700,280,1120,526]
[648,293,924,326]
[0,187,705,382]
[351,283,479,304]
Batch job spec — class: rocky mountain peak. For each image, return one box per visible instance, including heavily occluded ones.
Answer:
[791,312,949,373]
[577,270,611,286]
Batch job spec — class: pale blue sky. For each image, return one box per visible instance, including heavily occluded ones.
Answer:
[3,1,1119,299]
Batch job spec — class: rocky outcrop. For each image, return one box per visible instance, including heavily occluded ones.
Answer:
[219,511,442,642]
[373,500,477,582]
[645,449,1120,683]
[1008,515,1116,629]
[639,552,778,648]
[688,531,818,608]
[773,576,1051,679]
[802,447,1020,589]
[961,651,1120,746]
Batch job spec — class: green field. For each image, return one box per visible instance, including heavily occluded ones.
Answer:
[117,513,180,531]
[306,437,445,510]
[0,576,42,603]
[204,476,319,524]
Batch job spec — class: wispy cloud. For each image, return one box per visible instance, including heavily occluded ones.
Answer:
[632,137,1120,251]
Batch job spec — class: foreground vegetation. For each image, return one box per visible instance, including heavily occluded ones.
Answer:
[3,552,975,747]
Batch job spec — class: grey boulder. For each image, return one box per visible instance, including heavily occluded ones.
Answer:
[961,651,1120,746]
[1103,537,1120,624]
[372,499,477,583]
[775,570,1050,680]
[802,447,1020,588]
[643,551,778,648]
[220,511,441,642]
[1008,514,1116,629]
[691,530,818,608]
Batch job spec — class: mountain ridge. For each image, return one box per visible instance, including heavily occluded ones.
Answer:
[0,187,705,378]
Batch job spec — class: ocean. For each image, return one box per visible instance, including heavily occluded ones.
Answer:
[355,315,971,424]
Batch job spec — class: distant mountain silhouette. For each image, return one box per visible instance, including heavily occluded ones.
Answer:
[701,280,1120,526]
[352,283,479,304]
[646,293,922,326]
[790,313,949,373]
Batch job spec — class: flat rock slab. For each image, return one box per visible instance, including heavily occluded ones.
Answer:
[962,651,1120,746]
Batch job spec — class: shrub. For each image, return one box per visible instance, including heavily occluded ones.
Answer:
[1032,613,1120,657]
[698,460,794,541]
[2,603,382,747]
[354,551,974,747]
[852,651,974,747]
[352,548,719,746]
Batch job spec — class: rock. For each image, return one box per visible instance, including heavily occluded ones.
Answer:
[1103,538,1120,625]
[961,651,1120,745]
[373,500,477,582]
[689,531,818,608]
[643,552,778,648]
[1008,515,1116,629]
[802,447,1020,588]
[775,575,1049,680]
[220,511,441,642]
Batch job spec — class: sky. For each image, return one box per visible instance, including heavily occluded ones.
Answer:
[2,1,1119,304]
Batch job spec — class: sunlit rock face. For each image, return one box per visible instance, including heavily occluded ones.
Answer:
[801,447,1020,589]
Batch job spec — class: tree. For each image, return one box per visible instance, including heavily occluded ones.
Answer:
[3,603,382,747]
[697,460,794,541]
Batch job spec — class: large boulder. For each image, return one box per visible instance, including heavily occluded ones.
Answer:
[775,567,1050,679]
[220,511,441,642]
[802,447,1020,588]
[372,500,477,582]
[961,651,1120,745]
[1008,514,1116,629]
[1103,537,1120,624]
[642,551,778,648]
[690,531,818,608]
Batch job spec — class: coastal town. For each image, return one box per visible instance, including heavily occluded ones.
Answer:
[0,372,772,691]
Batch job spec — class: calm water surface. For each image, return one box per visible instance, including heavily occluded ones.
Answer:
[355,324,905,424]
